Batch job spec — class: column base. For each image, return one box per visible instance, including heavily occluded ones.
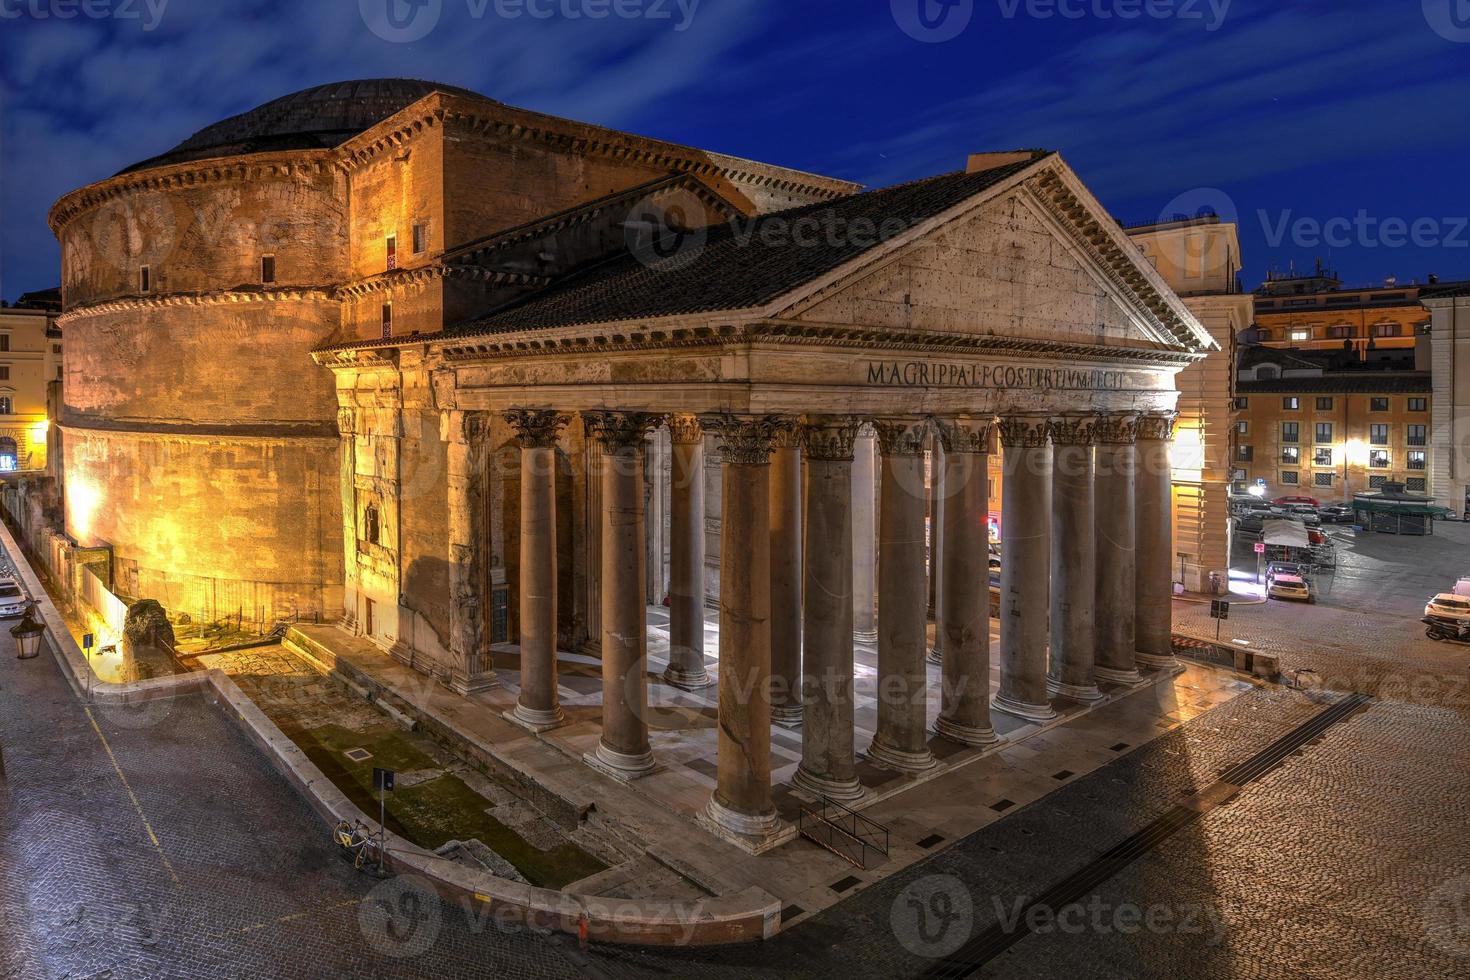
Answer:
[661,663,715,690]
[1047,678,1106,702]
[704,794,779,838]
[502,702,565,733]
[791,765,865,802]
[991,693,1057,723]
[865,737,939,774]
[1136,652,1179,671]
[770,703,804,728]
[854,629,878,644]
[934,716,1000,747]
[1094,666,1144,686]
[583,741,658,782]
[451,673,501,697]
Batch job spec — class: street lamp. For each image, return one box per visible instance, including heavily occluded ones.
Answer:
[10,603,44,660]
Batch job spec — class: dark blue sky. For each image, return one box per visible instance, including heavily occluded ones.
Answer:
[3,0,1468,302]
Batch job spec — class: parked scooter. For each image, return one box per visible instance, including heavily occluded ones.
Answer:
[1422,616,1470,644]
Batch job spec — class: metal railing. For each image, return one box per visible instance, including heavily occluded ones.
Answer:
[797,795,890,870]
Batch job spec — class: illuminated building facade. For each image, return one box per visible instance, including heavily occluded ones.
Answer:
[0,289,62,473]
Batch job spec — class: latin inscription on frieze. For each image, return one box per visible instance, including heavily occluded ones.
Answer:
[866,361,1128,391]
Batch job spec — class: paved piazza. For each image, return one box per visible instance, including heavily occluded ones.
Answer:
[3,519,1469,978]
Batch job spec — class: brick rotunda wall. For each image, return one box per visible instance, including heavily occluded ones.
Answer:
[53,156,348,623]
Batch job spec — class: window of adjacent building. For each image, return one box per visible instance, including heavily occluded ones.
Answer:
[1370,397,1389,412]
[0,397,10,414]
[386,234,398,271]
[1234,397,1249,410]
[1409,397,1427,412]
[140,265,151,293]
[1238,445,1253,461]
[1316,397,1334,411]
[0,335,9,353]
[51,344,61,354]
[1281,471,1300,486]
[1328,325,1352,339]
[1369,449,1390,468]
[1282,447,1300,464]
[1407,477,1427,492]
[1314,472,1334,488]
[1282,422,1299,443]
[381,303,393,339]
[1372,322,1398,338]
[1236,420,1249,434]
[1232,468,1247,481]
[1258,366,1279,379]
[363,503,380,546]
[1314,447,1333,467]
[1370,423,1389,445]
[1408,451,1427,470]
[1290,328,1311,342]
[1315,422,1333,444]
[412,223,428,254]
[1408,424,1427,446]
[1283,396,1300,410]
[261,254,276,284]
[0,367,9,382]
[1369,475,1388,490]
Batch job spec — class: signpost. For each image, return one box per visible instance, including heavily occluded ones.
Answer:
[1254,541,1266,585]
[1209,599,1230,642]
[373,767,396,873]
[82,633,94,702]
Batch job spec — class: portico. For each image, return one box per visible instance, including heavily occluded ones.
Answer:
[314,152,1215,847]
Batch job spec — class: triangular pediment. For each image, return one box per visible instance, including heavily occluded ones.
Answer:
[775,161,1214,355]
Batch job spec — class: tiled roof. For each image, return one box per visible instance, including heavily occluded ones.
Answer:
[1237,344,1330,371]
[1422,281,1470,299]
[453,155,1051,336]
[1237,372,1431,394]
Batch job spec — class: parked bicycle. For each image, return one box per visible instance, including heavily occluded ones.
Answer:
[333,819,386,873]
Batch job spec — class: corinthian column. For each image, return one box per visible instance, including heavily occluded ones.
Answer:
[769,425,804,726]
[792,416,864,800]
[1136,413,1179,670]
[664,415,712,689]
[1094,414,1140,684]
[868,418,937,773]
[503,410,569,725]
[447,410,497,694]
[934,418,999,746]
[337,406,360,634]
[993,416,1056,722]
[583,411,663,780]
[1047,416,1103,702]
[703,415,780,839]
[852,426,878,643]
[927,437,945,665]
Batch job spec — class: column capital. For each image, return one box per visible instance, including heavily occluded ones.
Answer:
[1094,413,1140,445]
[583,411,663,453]
[997,415,1051,449]
[503,409,569,448]
[1048,415,1099,446]
[1136,412,1179,441]
[800,415,861,461]
[667,413,704,445]
[934,417,995,455]
[702,414,788,465]
[872,418,929,457]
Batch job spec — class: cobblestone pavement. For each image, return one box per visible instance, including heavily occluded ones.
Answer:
[0,636,594,979]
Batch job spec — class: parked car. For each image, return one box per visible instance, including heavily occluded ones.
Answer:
[1266,562,1316,603]
[0,577,28,618]
[1424,593,1470,622]
[1318,503,1353,524]
[1273,494,1321,508]
[1284,504,1322,528]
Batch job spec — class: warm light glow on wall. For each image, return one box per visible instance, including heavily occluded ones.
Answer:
[30,420,49,443]
[1345,438,1369,467]
[1170,426,1205,481]
[68,478,102,544]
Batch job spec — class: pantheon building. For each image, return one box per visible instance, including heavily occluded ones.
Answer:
[52,80,1213,839]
